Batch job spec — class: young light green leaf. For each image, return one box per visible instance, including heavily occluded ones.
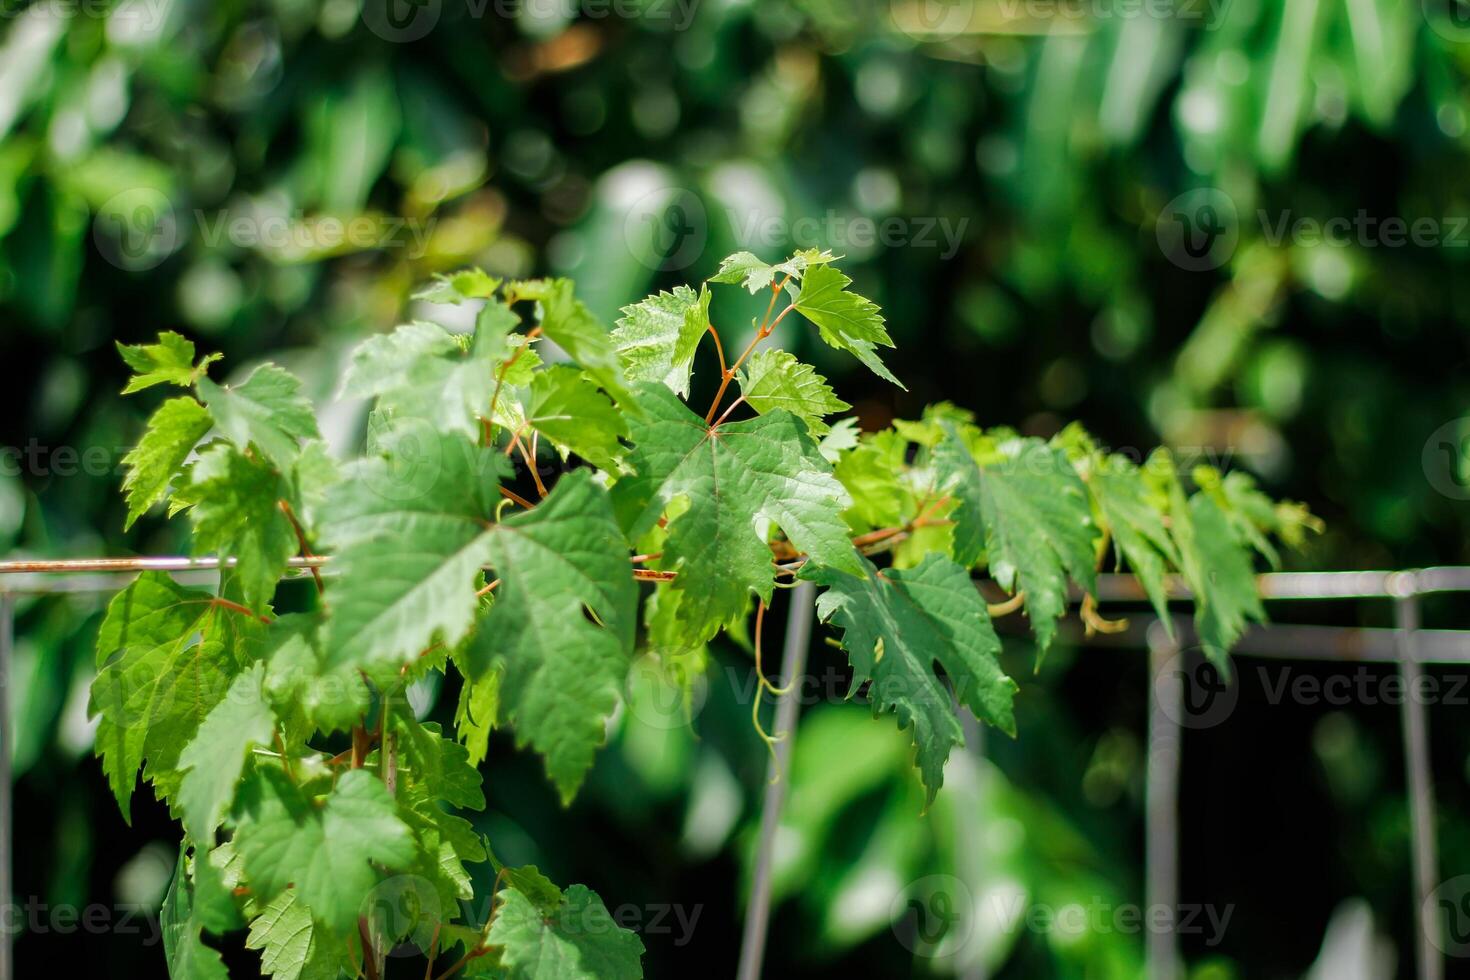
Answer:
[792,264,902,387]
[1090,455,1180,630]
[526,365,629,470]
[833,430,915,531]
[245,890,344,980]
[414,267,501,304]
[397,718,485,811]
[708,249,836,293]
[513,278,631,405]
[454,666,499,768]
[232,768,416,933]
[177,662,275,845]
[89,572,255,821]
[802,554,1017,804]
[487,883,644,980]
[737,349,850,437]
[969,437,1097,657]
[197,363,320,470]
[466,469,637,803]
[162,848,229,980]
[176,444,297,613]
[118,331,221,394]
[1182,490,1265,666]
[342,306,516,439]
[612,284,710,397]
[121,396,212,529]
[321,430,507,679]
[613,382,865,641]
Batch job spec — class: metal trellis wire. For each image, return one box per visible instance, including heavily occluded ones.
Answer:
[0,560,1464,980]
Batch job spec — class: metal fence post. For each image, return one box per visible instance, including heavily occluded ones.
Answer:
[1146,624,1181,980]
[0,592,12,980]
[1392,573,1443,980]
[736,581,815,980]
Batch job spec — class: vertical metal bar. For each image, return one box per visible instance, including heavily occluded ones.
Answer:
[736,581,815,980]
[1146,624,1181,980]
[959,711,987,980]
[0,593,12,980]
[1394,576,1443,980]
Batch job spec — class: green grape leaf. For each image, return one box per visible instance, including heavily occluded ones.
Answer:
[176,444,297,613]
[414,267,501,304]
[118,331,221,394]
[397,718,485,811]
[833,430,914,530]
[526,365,629,470]
[245,890,344,980]
[232,768,416,933]
[262,613,370,738]
[1091,455,1180,630]
[792,264,902,387]
[1177,490,1265,666]
[802,554,1017,804]
[613,382,864,640]
[454,666,500,767]
[513,278,631,406]
[198,363,320,470]
[321,430,507,678]
[177,662,275,845]
[342,305,516,438]
[90,572,255,821]
[162,847,229,980]
[708,249,836,293]
[932,423,986,566]
[466,469,637,803]
[612,284,710,397]
[121,396,212,529]
[970,437,1097,657]
[737,349,850,436]
[487,883,644,980]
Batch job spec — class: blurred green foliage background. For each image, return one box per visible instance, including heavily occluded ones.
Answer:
[3,0,1470,976]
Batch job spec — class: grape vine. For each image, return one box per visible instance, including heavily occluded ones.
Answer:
[97,251,1317,979]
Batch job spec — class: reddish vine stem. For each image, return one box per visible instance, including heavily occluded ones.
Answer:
[208,597,271,624]
[486,325,541,439]
[712,394,747,427]
[498,486,536,510]
[423,926,442,980]
[358,917,381,980]
[705,276,792,424]
[278,498,324,594]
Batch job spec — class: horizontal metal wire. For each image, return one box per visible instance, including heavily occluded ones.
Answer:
[3,557,1468,600]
